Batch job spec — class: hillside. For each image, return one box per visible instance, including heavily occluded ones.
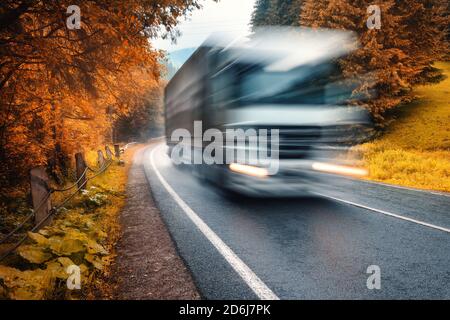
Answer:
[168,48,196,68]
[359,62,450,192]
[162,47,196,80]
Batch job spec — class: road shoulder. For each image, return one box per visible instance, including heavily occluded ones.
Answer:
[110,145,200,299]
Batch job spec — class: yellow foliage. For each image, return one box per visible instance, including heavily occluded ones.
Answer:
[0,145,136,299]
[84,254,104,271]
[0,265,54,300]
[48,236,85,256]
[17,245,52,264]
[27,232,50,246]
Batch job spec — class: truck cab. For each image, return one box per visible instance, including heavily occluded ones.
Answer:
[165,28,372,196]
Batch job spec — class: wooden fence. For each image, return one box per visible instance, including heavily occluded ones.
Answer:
[0,144,122,262]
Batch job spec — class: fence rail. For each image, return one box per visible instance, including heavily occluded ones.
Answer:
[0,144,122,262]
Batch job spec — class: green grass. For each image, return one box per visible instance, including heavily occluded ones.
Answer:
[359,61,450,192]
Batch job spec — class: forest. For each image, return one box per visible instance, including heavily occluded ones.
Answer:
[1,0,448,199]
[0,0,204,198]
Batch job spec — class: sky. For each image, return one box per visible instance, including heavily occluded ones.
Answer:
[153,0,256,52]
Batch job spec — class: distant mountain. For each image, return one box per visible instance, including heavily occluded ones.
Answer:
[168,47,196,68]
[161,58,178,81]
[161,47,196,81]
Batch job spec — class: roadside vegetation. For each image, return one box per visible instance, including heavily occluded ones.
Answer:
[0,0,448,300]
[0,0,196,213]
[255,0,449,121]
[0,146,139,299]
[354,62,450,192]
[0,0,195,300]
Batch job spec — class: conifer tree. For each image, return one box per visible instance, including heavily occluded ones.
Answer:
[251,0,304,28]
[251,0,272,27]
[300,0,449,120]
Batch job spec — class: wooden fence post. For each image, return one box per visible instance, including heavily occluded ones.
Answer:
[114,144,121,158]
[97,150,105,168]
[105,146,113,160]
[75,152,87,190]
[30,167,52,227]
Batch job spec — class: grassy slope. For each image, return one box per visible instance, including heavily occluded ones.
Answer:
[360,62,450,192]
[0,145,140,299]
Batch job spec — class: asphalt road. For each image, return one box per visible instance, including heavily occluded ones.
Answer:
[142,142,450,299]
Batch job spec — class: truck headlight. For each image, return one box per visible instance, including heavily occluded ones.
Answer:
[229,163,269,178]
[312,162,368,177]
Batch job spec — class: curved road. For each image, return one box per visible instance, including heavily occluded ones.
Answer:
[141,142,450,299]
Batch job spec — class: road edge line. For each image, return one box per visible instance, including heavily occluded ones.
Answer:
[314,192,450,234]
[148,144,280,300]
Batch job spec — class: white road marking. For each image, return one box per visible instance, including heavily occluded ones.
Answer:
[314,192,450,234]
[148,144,279,300]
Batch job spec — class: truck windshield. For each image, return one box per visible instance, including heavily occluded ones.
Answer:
[237,62,354,106]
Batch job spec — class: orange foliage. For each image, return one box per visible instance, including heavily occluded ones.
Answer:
[300,0,449,121]
[0,1,202,194]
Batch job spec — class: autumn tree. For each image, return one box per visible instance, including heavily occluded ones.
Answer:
[299,0,449,121]
[300,0,329,27]
[115,85,164,142]
[0,0,204,194]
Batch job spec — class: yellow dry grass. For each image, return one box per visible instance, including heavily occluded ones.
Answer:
[82,144,143,299]
[359,61,450,192]
[0,143,143,299]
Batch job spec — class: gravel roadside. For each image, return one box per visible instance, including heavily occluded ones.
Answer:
[111,145,200,299]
